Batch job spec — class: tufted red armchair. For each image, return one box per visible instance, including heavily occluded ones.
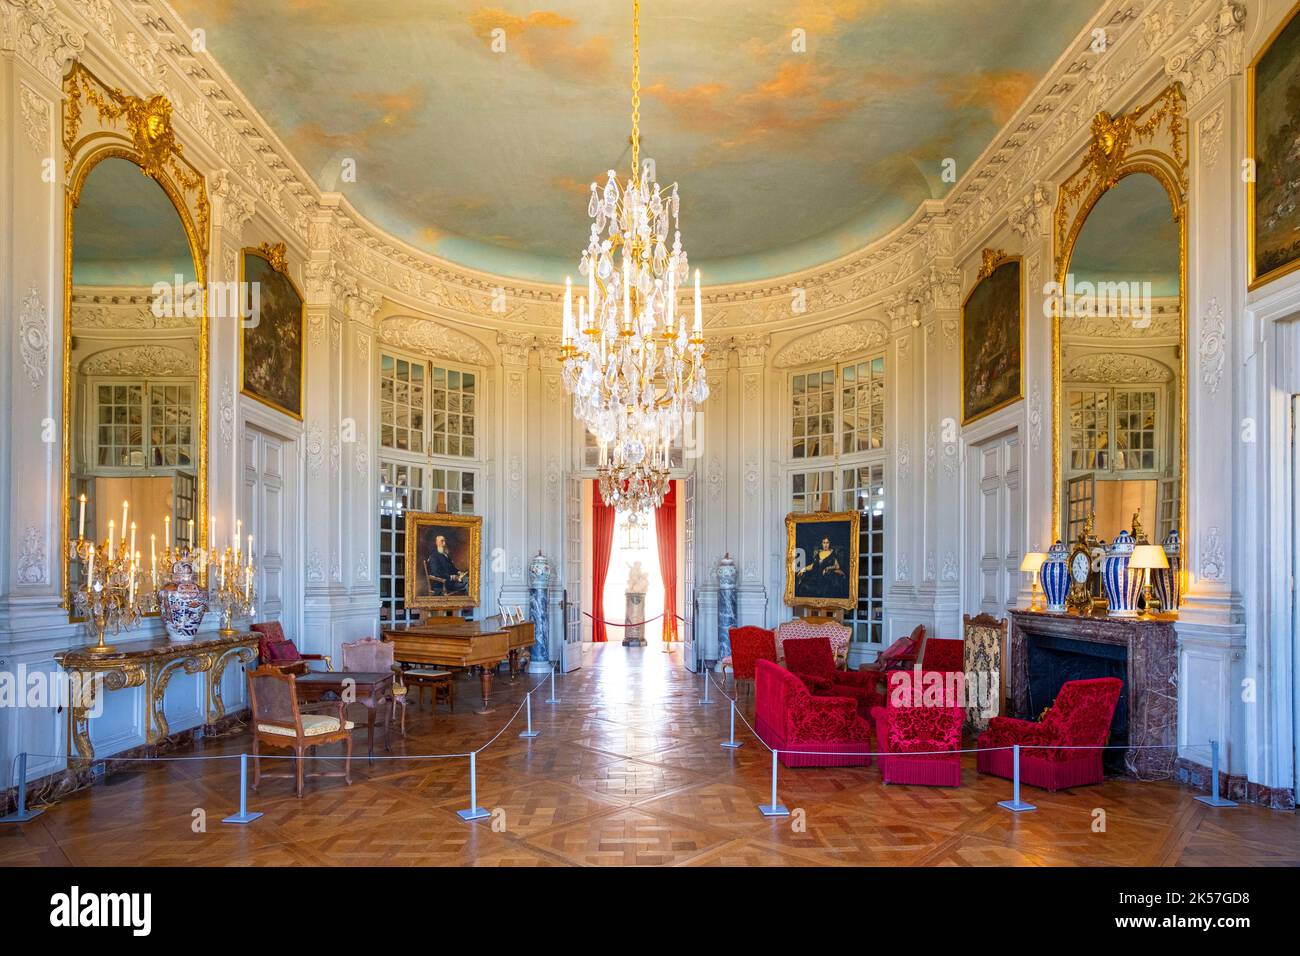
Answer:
[976,677,1122,791]
[870,675,964,787]
[728,626,776,698]
[754,660,872,768]
[783,636,882,716]
[252,621,332,676]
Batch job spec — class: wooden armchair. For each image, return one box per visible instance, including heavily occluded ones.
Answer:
[252,621,332,676]
[342,637,407,736]
[247,665,353,798]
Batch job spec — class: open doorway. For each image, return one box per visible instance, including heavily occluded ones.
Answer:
[581,479,684,645]
[603,509,666,644]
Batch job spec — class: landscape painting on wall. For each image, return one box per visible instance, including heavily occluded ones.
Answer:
[785,511,860,611]
[404,511,482,610]
[240,244,304,419]
[1249,3,1300,289]
[961,255,1023,424]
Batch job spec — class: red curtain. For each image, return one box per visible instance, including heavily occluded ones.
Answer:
[655,481,678,642]
[591,483,616,643]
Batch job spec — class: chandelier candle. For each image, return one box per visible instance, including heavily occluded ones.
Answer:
[559,0,709,516]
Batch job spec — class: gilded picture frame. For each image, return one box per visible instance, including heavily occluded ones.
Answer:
[403,511,483,611]
[961,251,1024,425]
[239,243,305,420]
[784,510,860,611]
[1248,1,1300,290]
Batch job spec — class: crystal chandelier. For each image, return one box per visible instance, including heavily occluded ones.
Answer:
[560,0,708,515]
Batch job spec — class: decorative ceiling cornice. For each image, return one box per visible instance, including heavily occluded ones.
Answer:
[49,0,1245,336]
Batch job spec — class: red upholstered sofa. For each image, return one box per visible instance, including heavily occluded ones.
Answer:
[728,626,777,697]
[783,636,883,716]
[755,659,872,768]
[870,677,963,787]
[252,621,332,676]
[976,677,1122,791]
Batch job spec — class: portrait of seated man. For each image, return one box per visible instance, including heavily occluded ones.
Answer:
[424,533,469,596]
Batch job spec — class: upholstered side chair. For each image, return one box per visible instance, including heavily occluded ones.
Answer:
[342,637,407,736]
[727,625,777,699]
[247,665,353,798]
[962,613,1007,735]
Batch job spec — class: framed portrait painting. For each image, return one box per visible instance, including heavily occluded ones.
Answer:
[785,511,860,612]
[1248,2,1300,290]
[403,511,482,611]
[961,252,1023,425]
[240,242,305,419]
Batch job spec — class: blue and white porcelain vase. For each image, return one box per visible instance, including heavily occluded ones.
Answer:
[1152,529,1180,613]
[159,558,208,641]
[1040,540,1070,612]
[1102,530,1141,617]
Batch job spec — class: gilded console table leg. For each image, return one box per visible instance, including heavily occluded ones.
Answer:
[207,644,256,723]
[67,664,146,767]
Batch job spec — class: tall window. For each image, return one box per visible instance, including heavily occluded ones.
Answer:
[378,350,482,624]
[787,352,887,645]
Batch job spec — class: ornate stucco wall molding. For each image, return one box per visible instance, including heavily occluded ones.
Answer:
[2,0,87,83]
[772,320,890,368]
[1063,351,1175,383]
[81,343,196,376]
[378,315,494,366]
[1160,0,1247,107]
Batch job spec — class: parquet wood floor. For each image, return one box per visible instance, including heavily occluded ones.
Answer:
[1,643,1296,867]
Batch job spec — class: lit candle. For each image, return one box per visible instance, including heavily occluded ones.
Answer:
[588,258,595,320]
[234,518,241,553]
[129,521,136,560]
[108,519,115,555]
[244,565,251,601]
[86,547,94,583]
[563,277,573,344]
[150,534,157,572]
[247,534,253,563]
[693,269,702,337]
[164,515,171,550]
[78,494,86,541]
[189,518,196,549]
[220,553,226,590]
[121,499,129,536]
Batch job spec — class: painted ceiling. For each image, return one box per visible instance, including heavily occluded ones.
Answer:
[169,0,1102,283]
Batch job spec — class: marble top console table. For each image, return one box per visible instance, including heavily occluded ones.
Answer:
[1007,610,1177,779]
[54,631,258,766]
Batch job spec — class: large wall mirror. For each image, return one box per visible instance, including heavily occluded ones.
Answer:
[1052,86,1188,569]
[61,64,210,613]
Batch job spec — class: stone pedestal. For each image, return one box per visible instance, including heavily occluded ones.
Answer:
[623,592,647,647]
[527,552,551,672]
[716,553,737,663]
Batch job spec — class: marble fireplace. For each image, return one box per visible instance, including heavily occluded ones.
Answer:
[1007,610,1178,779]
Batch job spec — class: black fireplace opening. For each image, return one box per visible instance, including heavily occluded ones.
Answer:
[1026,634,1128,774]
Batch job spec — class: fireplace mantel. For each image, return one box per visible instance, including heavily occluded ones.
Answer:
[1007,609,1177,779]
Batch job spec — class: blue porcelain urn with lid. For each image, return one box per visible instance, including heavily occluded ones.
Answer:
[1040,540,1070,612]
[1151,529,1180,613]
[1102,529,1141,617]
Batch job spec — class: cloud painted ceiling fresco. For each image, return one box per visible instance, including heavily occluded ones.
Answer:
[171,0,1101,283]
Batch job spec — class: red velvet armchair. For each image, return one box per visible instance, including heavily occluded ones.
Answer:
[252,621,332,676]
[754,660,872,768]
[870,677,963,787]
[728,626,776,698]
[976,677,1122,791]
[919,637,965,677]
[782,636,882,715]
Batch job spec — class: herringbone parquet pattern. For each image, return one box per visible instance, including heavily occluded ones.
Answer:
[2,643,1296,867]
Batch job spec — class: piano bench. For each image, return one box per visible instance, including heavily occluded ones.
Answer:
[402,669,455,712]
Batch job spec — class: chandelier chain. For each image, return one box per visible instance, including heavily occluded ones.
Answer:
[631,0,641,176]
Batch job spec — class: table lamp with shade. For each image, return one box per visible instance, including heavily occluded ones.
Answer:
[1129,544,1170,614]
[1019,551,1047,610]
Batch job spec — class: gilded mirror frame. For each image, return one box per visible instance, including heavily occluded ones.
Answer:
[1050,83,1188,563]
[60,62,211,611]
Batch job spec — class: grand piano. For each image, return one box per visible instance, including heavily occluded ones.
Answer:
[382,615,534,714]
